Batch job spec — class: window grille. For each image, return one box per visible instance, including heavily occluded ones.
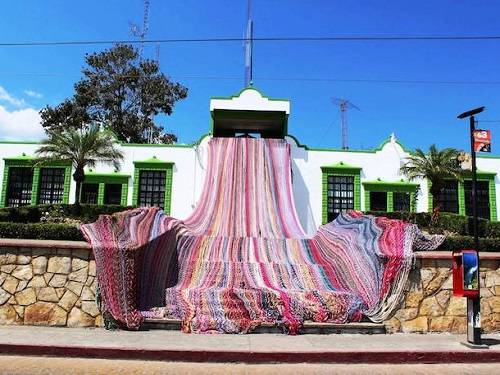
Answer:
[138,170,166,208]
[327,175,354,221]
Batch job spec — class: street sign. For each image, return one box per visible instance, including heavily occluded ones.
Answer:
[473,129,491,152]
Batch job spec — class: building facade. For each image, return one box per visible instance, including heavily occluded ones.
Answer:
[1,87,499,235]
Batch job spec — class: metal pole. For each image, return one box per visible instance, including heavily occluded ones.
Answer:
[468,115,482,345]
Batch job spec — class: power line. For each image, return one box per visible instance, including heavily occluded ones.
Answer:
[3,35,500,47]
[2,72,500,86]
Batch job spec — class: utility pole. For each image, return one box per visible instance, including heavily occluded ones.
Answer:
[457,106,485,348]
[244,0,253,87]
[331,98,360,149]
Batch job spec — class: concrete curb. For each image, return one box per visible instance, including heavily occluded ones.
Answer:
[0,344,499,364]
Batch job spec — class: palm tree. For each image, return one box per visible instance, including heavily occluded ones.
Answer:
[400,144,464,213]
[36,125,124,205]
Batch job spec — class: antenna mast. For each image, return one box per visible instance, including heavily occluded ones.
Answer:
[130,0,151,58]
[244,0,253,86]
[331,98,360,149]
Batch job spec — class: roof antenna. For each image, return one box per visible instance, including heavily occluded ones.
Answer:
[244,0,253,87]
[331,98,360,150]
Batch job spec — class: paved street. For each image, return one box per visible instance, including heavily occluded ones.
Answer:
[0,355,499,375]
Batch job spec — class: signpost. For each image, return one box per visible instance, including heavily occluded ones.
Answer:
[457,107,488,348]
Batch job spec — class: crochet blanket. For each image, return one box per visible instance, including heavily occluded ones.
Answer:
[81,137,443,333]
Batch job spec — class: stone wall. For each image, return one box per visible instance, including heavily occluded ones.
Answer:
[1,240,499,333]
[0,239,102,327]
[384,252,500,334]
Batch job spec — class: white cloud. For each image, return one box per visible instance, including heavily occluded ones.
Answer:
[0,105,44,141]
[0,86,25,107]
[24,89,43,99]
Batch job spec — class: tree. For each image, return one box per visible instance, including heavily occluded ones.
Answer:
[40,44,187,144]
[36,126,124,205]
[400,145,464,213]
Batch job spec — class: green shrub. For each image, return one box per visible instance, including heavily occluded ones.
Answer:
[485,221,500,238]
[365,211,493,237]
[438,235,500,252]
[433,213,468,235]
[0,222,84,241]
[0,204,135,224]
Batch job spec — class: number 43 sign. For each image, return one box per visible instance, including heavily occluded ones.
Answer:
[473,129,491,153]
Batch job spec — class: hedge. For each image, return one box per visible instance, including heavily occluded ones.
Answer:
[0,204,135,224]
[438,235,500,253]
[0,222,84,241]
[365,211,493,238]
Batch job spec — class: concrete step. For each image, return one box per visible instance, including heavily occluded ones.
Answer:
[142,318,386,334]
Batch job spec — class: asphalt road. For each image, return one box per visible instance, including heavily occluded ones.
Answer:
[0,356,498,375]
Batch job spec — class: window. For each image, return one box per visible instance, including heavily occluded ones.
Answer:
[6,167,33,207]
[138,170,166,208]
[327,175,354,221]
[464,180,490,219]
[393,192,411,212]
[370,192,387,211]
[81,183,99,204]
[438,181,459,213]
[104,184,122,205]
[38,168,65,204]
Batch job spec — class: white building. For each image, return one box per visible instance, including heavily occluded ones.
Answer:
[1,87,498,234]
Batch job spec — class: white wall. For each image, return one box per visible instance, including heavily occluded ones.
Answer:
[2,135,500,233]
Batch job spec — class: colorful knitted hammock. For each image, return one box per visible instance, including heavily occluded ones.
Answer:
[81,137,443,334]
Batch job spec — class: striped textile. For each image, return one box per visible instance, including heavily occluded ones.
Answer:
[81,137,443,333]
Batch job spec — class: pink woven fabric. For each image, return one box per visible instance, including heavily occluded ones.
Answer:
[82,138,443,333]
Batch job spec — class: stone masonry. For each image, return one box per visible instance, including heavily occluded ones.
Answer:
[385,253,500,334]
[1,240,499,332]
[0,240,102,327]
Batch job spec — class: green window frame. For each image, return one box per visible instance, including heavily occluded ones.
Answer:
[1,155,71,207]
[427,172,497,221]
[83,172,130,206]
[132,157,174,214]
[321,162,361,224]
[363,180,419,213]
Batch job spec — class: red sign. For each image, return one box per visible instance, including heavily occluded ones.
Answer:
[473,129,491,152]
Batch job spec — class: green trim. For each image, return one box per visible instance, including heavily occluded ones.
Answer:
[1,157,72,207]
[362,180,419,191]
[84,172,130,182]
[458,182,465,215]
[120,142,193,148]
[134,157,175,167]
[428,175,498,221]
[97,183,105,205]
[363,180,419,212]
[62,166,71,204]
[321,162,362,173]
[210,86,290,103]
[321,167,361,224]
[3,154,36,161]
[387,192,394,212]
[489,178,497,221]
[287,134,412,154]
[132,161,174,214]
[83,171,130,205]
[373,136,413,154]
[0,141,40,145]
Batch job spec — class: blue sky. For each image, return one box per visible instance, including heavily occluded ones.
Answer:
[0,1,500,152]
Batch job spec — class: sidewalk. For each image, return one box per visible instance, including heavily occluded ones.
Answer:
[0,326,499,364]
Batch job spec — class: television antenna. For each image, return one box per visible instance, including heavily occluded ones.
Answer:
[130,0,151,58]
[244,0,253,86]
[331,98,360,149]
